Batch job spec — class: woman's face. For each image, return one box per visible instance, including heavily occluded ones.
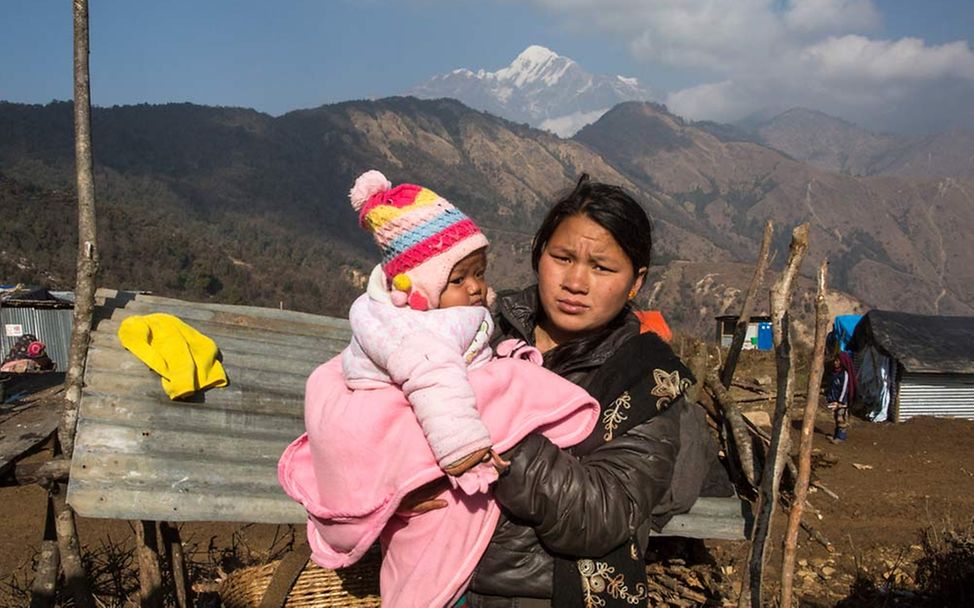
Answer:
[536,214,646,344]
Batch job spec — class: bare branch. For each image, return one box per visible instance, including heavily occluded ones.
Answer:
[705,372,757,488]
[721,221,773,388]
[780,260,830,608]
[741,223,809,608]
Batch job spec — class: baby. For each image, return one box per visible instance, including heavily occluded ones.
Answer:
[341,169,510,482]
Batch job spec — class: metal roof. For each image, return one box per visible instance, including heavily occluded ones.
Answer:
[850,310,974,374]
[67,289,351,523]
[67,289,746,539]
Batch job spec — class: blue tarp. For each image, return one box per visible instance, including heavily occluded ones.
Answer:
[831,314,863,352]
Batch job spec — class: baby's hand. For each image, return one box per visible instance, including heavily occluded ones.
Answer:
[443,447,492,477]
[487,449,510,474]
[444,449,510,495]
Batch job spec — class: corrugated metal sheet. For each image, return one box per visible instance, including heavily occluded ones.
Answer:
[0,307,73,370]
[897,373,974,422]
[67,289,351,523]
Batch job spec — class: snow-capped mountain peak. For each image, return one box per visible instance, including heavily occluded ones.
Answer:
[408,46,655,137]
[494,45,574,87]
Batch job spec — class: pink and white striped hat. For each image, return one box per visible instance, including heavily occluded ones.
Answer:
[349,170,489,311]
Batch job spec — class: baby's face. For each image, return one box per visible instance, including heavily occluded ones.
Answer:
[439,249,488,308]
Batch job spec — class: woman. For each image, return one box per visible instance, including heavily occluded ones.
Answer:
[435,174,719,607]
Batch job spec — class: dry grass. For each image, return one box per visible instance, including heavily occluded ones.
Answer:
[0,523,297,607]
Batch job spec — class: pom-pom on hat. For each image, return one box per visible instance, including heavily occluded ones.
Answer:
[350,170,489,311]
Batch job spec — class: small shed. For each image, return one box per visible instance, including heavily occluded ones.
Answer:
[1,286,74,370]
[715,314,773,351]
[848,310,974,422]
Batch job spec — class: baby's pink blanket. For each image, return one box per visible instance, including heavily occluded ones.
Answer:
[278,356,598,607]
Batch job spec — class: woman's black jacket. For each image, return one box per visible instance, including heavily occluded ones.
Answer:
[467,287,714,601]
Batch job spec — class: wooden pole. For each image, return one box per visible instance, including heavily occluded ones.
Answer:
[63,0,100,459]
[52,483,95,608]
[29,496,60,608]
[161,522,192,608]
[705,371,758,488]
[136,521,165,608]
[779,261,830,608]
[36,4,102,607]
[720,221,773,388]
[740,224,809,608]
[685,340,709,406]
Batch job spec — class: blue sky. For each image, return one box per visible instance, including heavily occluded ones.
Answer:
[2,1,973,132]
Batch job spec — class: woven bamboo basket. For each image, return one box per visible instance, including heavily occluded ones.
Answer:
[219,549,382,608]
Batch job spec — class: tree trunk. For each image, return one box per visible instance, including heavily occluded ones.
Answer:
[137,521,165,608]
[42,4,101,607]
[53,483,95,608]
[740,224,809,608]
[62,0,100,458]
[780,261,830,608]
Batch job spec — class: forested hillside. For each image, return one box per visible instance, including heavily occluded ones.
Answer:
[3,98,973,336]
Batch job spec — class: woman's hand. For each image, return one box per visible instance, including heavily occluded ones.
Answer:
[397,478,450,515]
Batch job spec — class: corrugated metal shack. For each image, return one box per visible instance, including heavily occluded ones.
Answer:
[67,289,351,523]
[68,289,747,540]
[849,309,974,422]
[1,287,74,370]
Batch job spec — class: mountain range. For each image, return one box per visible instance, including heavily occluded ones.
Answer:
[409,45,654,137]
[750,108,974,179]
[2,97,973,341]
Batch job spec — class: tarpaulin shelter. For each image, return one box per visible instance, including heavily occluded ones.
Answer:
[827,314,863,353]
[848,310,974,422]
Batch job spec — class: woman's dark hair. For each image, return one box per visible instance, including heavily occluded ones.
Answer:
[531,173,653,276]
[532,174,654,374]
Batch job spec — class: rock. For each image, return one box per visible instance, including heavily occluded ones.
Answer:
[743,410,772,428]
[821,566,836,577]
[754,375,772,386]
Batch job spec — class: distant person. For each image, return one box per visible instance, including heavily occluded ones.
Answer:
[827,355,851,442]
[1,334,55,372]
[278,170,600,607]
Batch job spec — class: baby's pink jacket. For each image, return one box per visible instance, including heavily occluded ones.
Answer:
[341,284,495,470]
[278,355,598,608]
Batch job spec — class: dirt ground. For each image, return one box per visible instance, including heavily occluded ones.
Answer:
[2,350,973,606]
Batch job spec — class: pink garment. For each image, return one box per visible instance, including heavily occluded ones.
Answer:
[278,356,599,608]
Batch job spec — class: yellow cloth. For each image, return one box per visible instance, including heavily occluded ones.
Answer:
[117,313,228,400]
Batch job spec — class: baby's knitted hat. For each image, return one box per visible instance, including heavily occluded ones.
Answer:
[350,170,489,311]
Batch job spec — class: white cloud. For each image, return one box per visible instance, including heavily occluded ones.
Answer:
[784,0,880,35]
[521,0,974,131]
[802,36,974,82]
[665,81,751,124]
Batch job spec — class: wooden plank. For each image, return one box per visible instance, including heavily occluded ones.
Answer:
[652,496,751,541]
[0,399,60,475]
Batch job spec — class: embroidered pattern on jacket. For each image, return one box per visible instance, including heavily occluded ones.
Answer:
[601,391,632,441]
[650,368,691,410]
[578,558,648,607]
